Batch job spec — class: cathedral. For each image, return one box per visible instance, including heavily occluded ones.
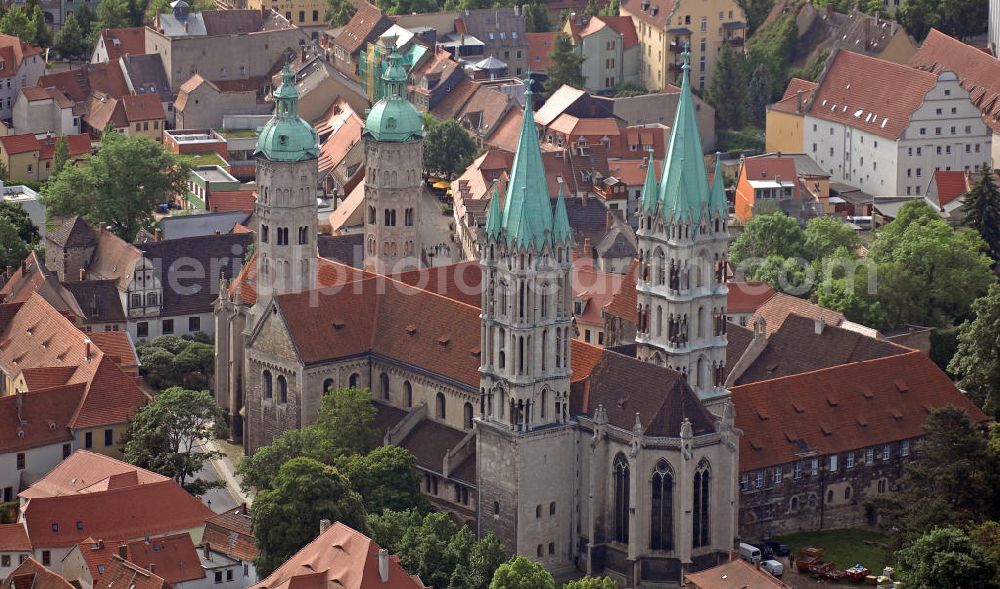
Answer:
[214,50,740,586]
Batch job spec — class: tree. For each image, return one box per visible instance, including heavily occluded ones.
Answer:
[253,457,368,577]
[41,131,190,242]
[28,4,50,48]
[120,387,227,495]
[0,200,39,245]
[464,533,507,589]
[146,0,214,20]
[96,0,141,30]
[0,217,29,270]
[961,170,1000,261]
[706,44,749,131]
[896,527,998,589]
[970,520,1000,571]
[869,201,993,327]
[0,7,36,44]
[74,4,96,39]
[48,136,71,181]
[325,0,357,27]
[367,509,423,554]
[737,0,775,34]
[171,341,213,386]
[423,117,477,180]
[561,578,616,589]
[337,446,426,514]
[747,62,774,127]
[817,275,889,330]
[522,3,551,33]
[315,386,379,456]
[489,557,554,589]
[545,33,585,96]
[397,512,462,589]
[584,0,600,16]
[949,284,1000,416]
[729,211,805,267]
[237,426,333,492]
[803,215,859,261]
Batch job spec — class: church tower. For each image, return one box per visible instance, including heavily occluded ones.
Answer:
[476,78,577,567]
[635,49,729,407]
[252,63,319,303]
[362,48,424,274]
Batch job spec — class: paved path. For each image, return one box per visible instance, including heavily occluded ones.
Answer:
[198,438,253,512]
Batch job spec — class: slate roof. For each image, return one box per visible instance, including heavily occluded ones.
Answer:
[910,28,1000,132]
[120,53,172,101]
[397,419,467,472]
[733,350,991,471]
[61,280,127,323]
[807,49,937,139]
[317,233,365,269]
[138,232,252,317]
[46,216,96,248]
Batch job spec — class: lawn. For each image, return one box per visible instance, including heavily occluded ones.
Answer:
[775,528,891,572]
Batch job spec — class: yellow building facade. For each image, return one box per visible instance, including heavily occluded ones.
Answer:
[765,108,806,153]
[622,0,746,93]
[249,0,326,28]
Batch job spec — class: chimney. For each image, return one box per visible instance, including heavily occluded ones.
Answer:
[84,338,92,361]
[814,315,825,335]
[118,543,127,559]
[319,519,332,535]
[203,543,211,560]
[79,268,86,281]
[796,89,804,113]
[377,548,389,583]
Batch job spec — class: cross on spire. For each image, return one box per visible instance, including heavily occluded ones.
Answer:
[522,70,534,95]
[681,41,691,71]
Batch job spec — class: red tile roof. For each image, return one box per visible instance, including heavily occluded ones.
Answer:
[602,258,639,321]
[0,133,41,155]
[208,190,257,213]
[334,2,392,55]
[732,350,990,471]
[126,534,205,584]
[685,559,789,588]
[741,155,798,185]
[0,523,31,551]
[38,135,92,160]
[0,34,41,80]
[203,507,257,561]
[69,354,150,429]
[86,332,139,372]
[229,252,371,307]
[574,266,624,328]
[21,450,169,500]
[782,77,818,101]
[621,0,678,28]
[930,169,970,208]
[526,32,558,72]
[910,28,1000,132]
[5,558,75,589]
[0,385,80,456]
[598,16,638,49]
[251,522,426,589]
[99,556,171,589]
[98,28,146,61]
[607,158,662,186]
[726,281,776,314]
[485,105,523,152]
[121,93,165,122]
[807,50,937,139]
[22,479,213,548]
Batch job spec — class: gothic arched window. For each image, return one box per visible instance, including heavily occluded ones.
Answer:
[540,389,547,420]
[322,378,334,395]
[693,460,711,548]
[368,206,376,224]
[277,375,288,404]
[651,460,674,550]
[436,392,446,419]
[613,453,630,544]
[348,373,360,388]
[464,402,473,430]
[263,370,272,399]
[404,381,413,407]
[380,372,390,400]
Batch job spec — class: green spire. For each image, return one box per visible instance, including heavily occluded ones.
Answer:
[552,178,571,244]
[485,178,502,238]
[710,152,727,218]
[498,77,553,250]
[363,47,424,142]
[254,61,318,162]
[658,45,711,227]
[640,149,658,213]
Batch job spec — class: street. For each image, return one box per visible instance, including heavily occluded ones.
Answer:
[193,439,248,514]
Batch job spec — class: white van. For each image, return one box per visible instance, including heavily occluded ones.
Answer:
[738,542,762,564]
[761,559,784,577]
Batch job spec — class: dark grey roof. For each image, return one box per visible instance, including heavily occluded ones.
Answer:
[62,279,127,322]
[47,216,97,248]
[139,233,252,317]
[317,233,364,269]
[460,8,527,48]
[120,54,172,101]
[158,212,251,241]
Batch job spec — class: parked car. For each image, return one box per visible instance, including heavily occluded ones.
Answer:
[761,559,784,577]
[764,541,791,557]
[753,543,775,560]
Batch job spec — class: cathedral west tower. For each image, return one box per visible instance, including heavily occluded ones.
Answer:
[634,50,730,408]
[362,48,425,274]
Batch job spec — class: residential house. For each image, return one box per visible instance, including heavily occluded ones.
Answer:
[734,153,825,222]
[2,558,76,589]
[249,522,427,589]
[407,46,466,113]
[924,168,972,221]
[611,88,716,150]
[725,281,775,327]
[0,525,31,579]
[802,49,990,197]
[453,8,529,77]
[163,128,228,158]
[183,166,242,211]
[315,100,365,201]
[0,183,44,238]
[525,31,557,74]
[765,77,816,154]
[573,265,624,346]
[992,0,1000,56]
[793,4,918,67]
[246,0,325,30]
[18,450,213,571]
[11,87,78,136]
[37,62,130,132]
[90,28,146,64]
[155,212,252,241]
[0,134,91,182]
[563,14,640,93]
[276,54,368,123]
[909,28,1000,166]
[685,559,790,588]
[621,0,746,92]
[119,54,175,126]
[174,75,268,130]
[357,25,429,103]
[61,550,172,589]
[329,2,393,80]
[0,35,44,121]
[146,4,310,92]
[202,507,258,585]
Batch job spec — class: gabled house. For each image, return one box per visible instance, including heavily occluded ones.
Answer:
[0,35,44,121]
[562,14,640,93]
[0,134,91,182]
[328,2,392,81]
[11,86,78,136]
[90,28,146,64]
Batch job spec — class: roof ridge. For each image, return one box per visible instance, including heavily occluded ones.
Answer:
[733,348,919,391]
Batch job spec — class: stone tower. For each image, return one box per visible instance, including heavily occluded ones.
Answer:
[252,62,319,304]
[634,50,730,408]
[476,78,577,568]
[362,48,424,274]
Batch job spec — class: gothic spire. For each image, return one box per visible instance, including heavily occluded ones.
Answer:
[640,148,658,214]
[498,77,553,250]
[710,152,727,218]
[658,45,711,227]
[485,178,502,238]
[552,178,571,244]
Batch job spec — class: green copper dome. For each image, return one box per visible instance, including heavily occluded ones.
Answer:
[363,48,423,142]
[254,63,319,162]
